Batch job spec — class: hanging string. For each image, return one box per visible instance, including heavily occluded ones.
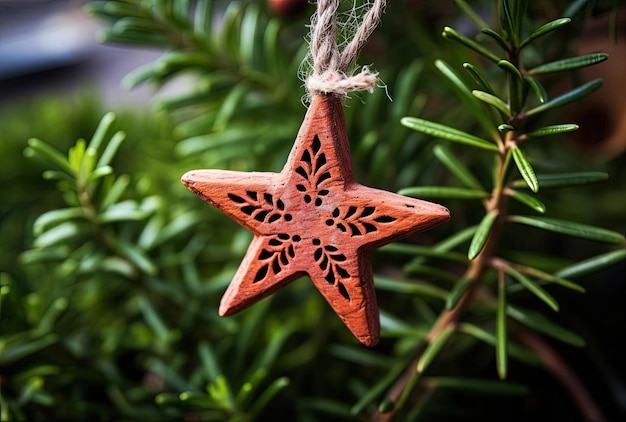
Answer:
[303,0,387,97]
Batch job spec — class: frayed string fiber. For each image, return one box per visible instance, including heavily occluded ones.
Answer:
[301,0,387,99]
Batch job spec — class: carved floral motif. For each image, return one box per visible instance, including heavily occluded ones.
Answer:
[182,94,450,346]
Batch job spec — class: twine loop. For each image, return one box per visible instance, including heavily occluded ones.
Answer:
[303,0,386,97]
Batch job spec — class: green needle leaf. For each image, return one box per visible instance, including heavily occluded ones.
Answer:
[468,211,498,260]
[481,28,509,51]
[34,222,85,248]
[401,117,498,151]
[498,124,514,133]
[417,325,455,373]
[463,62,495,94]
[380,243,467,263]
[249,377,290,418]
[25,139,73,174]
[520,18,571,48]
[511,147,539,193]
[504,266,559,311]
[446,277,471,310]
[498,60,523,81]
[198,341,221,382]
[526,124,579,137]
[507,306,584,347]
[108,236,157,275]
[524,78,603,117]
[97,131,126,168]
[442,26,501,63]
[472,90,511,118]
[528,53,608,75]
[435,60,496,133]
[458,323,541,365]
[434,225,478,252]
[433,144,484,190]
[496,272,508,379]
[511,172,608,189]
[88,113,115,151]
[399,186,489,199]
[507,264,584,293]
[498,60,523,112]
[351,357,413,415]
[453,0,489,29]
[506,189,546,213]
[555,249,626,279]
[33,208,85,236]
[509,215,625,244]
[525,76,548,103]
[375,276,448,301]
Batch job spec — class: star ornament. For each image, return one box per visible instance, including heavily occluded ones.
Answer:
[182,94,450,346]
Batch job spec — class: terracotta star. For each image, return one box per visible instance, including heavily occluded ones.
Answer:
[182,94,449,346]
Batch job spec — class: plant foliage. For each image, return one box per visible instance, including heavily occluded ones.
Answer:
[1,1,624,421]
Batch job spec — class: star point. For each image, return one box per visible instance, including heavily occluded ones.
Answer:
[182,94,449,346]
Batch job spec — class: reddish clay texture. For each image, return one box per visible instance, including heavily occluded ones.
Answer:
[182,94,450,346]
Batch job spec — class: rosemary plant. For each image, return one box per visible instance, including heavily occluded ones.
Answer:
[1,1,624,421]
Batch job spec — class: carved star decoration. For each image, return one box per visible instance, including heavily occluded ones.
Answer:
[182,94,449,346]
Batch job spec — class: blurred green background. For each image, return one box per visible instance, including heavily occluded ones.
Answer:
[1,1,625,420]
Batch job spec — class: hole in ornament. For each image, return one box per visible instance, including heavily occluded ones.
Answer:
[288,244,295,258]
[316,153,327,169]
[304,195,312,203]
[255,210,269,221]
[405,204,415,208]
[314,248,322,261]
[349,223,362,236]
[242,206,255,215]
[345,206,358,218]
[296,184,306,192]
[280,249,289,265]
[293,235,301,242]
[259,249,273,259]
[320,255,329,270]
[325,245,338,252]
[325,219,334,226]
[361,206,375,217]
[315,198,322,206]
[326,268,335,284]
[278,233,290,240]
[313,238,321,245]
[284,214,292,221]
[319,189,329,196]
[363,223,377,233]
[254,265,268,283]
[338,282,350,300]
[228,194,245,203]
[337,266,350,279]
[332,208,340,218]
[375,216,397,223]
[268,214,280,223]
[269,239,282,246]
[246,191,257,200]
[312,135,321,153]
[337,223,346,232]
[317,172,331,186]
[301,150,312,165]
[296,166,308,179]
[272,258,281,274]
[331,254,346,262]
[264,193,273,205]
[277,199,285,210]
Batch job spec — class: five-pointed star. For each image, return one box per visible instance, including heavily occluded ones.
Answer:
[182,94,449,346]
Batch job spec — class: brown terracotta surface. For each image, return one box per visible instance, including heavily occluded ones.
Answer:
[182,94,450,346]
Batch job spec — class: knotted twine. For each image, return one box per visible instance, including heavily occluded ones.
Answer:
[303,0,387,97]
